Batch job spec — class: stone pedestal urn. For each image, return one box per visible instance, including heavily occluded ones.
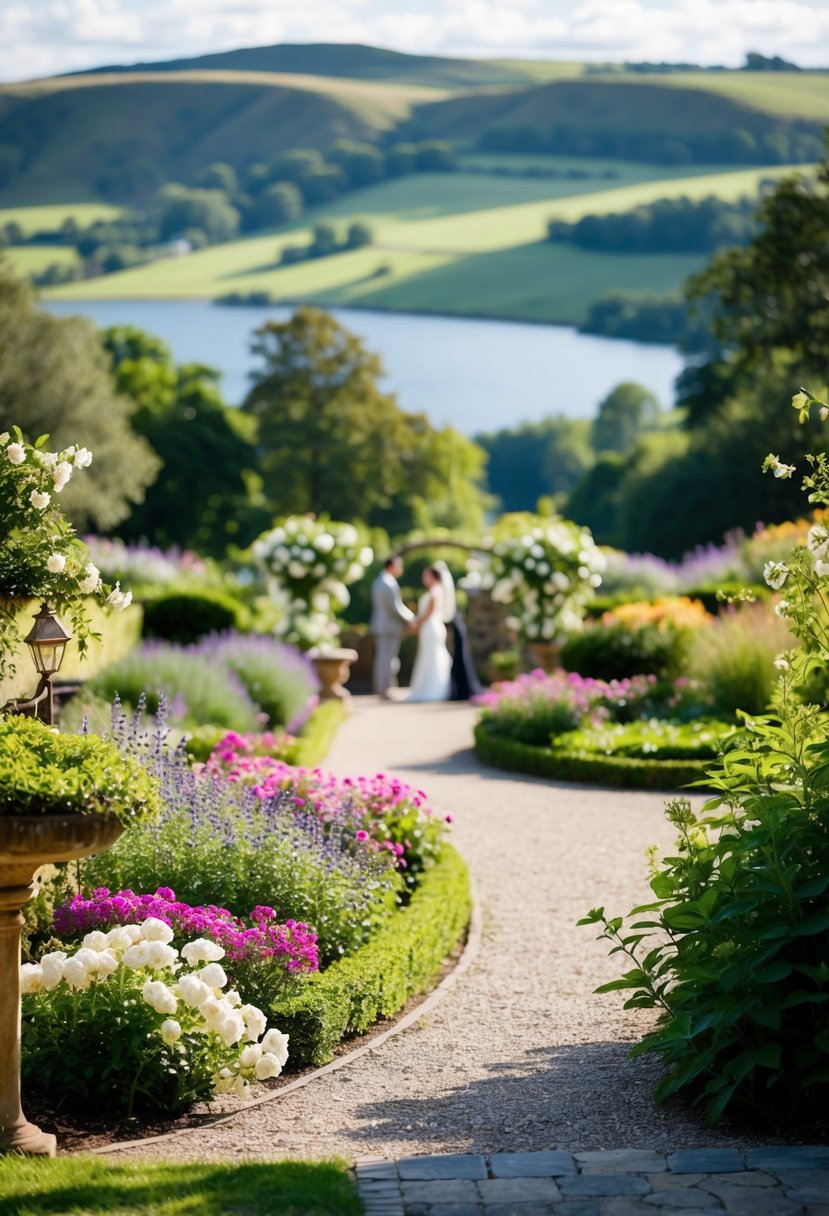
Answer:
[528,641,561,674]
[310,648,358,701]
[0,812,123,1156]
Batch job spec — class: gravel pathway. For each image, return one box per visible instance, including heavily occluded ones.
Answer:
[110,698,779,1162]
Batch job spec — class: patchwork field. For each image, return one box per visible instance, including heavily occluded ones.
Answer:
[42,161,801,324]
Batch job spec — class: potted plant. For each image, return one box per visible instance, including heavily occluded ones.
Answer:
[0,715,162,1155]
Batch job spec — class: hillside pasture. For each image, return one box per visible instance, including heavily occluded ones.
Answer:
[0,201,122,234]
[3,245,79,276]
[45,162,781,322]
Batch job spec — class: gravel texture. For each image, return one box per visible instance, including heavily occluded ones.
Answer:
[108,698,778,1162]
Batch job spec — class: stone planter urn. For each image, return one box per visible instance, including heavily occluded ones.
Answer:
[528,641,561,674]
[0,812,123,1156]
[310,648,358,701]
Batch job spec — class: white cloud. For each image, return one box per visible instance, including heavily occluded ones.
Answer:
[1,0,827,82]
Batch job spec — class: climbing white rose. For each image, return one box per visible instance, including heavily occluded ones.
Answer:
[30,490,50,509]
[260,1028,290,1068]
[241,1004,268,1041]
[7,443,25,464]
[39,951,67,990]
[78,563,102,594]
[46,553,66,574]
[52,461,73,491]
[177,973,212,1008]
[160,1018,182,1045]
[199,962,228,989]
[20,963,44,994]
[121,941,152,968]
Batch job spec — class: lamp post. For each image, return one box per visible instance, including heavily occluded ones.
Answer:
[3,604,72,727]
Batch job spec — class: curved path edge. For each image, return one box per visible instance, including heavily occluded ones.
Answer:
[91,887,483,1157]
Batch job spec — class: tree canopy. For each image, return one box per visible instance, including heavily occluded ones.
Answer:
[0,260,159,530]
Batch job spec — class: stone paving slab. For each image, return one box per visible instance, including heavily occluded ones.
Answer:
[356,1147,829,1215]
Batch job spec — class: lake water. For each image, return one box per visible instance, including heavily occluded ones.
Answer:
[46,299,684,433]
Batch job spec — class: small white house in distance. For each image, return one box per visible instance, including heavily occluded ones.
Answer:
[157,237,192,258]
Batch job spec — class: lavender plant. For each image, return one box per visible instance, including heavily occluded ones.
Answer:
[79,699,399,964]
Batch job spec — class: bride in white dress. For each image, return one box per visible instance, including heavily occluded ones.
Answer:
[406,563,455,703]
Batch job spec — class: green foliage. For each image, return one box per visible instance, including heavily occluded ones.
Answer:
[156,184,240,243]
[0,715,161,822]
[0,1158,361,1216]
[477,415,593,513]
[688,602,793,715]
[0,262,159,531]
[474,719,709,789]
[591,382,662,455]
[584,397,829,1126]
[561,621,684,680]
[142,590,245,643]
[104,325,267,556]
[549,193,756,252]
[553,717,730,761]
[243,306,490,537]
[274,844,470,1066]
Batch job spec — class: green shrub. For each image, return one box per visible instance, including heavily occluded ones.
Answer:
[192,634,319,729]
[583,391,829,1127]
[0,714,161,822]
[142,590,245,643]
[561,621,682,679]
[274,844,470,1067]
[474,719,710,790]
[688,601,792,715]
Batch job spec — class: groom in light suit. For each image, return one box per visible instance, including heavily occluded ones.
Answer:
[370,555,414,699]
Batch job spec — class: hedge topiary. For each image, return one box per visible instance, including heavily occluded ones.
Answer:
[474,719,710,791]
[142,590,245,643]
[273,844,471,1067]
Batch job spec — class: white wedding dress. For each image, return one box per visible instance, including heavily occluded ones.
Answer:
[406,587,452,703]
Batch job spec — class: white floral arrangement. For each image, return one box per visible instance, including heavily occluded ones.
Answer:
[21,916,289,1114]
[252,515,373,650]
[0,426,133,680]
[483,512,605,642]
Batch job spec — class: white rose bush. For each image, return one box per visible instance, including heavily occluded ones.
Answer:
[0,426,133,679]
[252,515,373,649]
[484,512,605,643]
[21,915,288,1117]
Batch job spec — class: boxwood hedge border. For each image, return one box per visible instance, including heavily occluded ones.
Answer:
[273,843,471,1067]
[474,719,712,791]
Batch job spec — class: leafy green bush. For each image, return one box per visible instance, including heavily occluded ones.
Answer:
[88,645,260,731]
[583,393,829,1127]
[474,719,710,790]
[275,844,470,1067]
[688,601,793,715]
[561,620,682,679]
[142,590,245,643]
[0,714,161,822]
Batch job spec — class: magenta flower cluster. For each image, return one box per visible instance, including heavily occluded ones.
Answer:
[205,732,449,876]
[54,886,319,973]
[475,668,658,720]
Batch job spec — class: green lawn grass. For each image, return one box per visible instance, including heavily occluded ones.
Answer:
[44,161,796,323]
[3,245,79,275]
[0,202,121,235]
[0,1157,361,1216]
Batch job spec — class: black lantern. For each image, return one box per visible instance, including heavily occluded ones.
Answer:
[24,603,72,678]
[1,603,73,726]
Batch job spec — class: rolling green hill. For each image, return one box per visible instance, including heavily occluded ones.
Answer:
[404,75,829,144]
[0,71,440,201]
[78,41,580,90]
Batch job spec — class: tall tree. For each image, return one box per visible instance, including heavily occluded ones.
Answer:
[591,381,661,454]
[242,307,490,536]
[105,326,266,556]
[0,260,159,530]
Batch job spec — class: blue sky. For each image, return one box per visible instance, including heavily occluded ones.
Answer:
[2,0,828,82]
